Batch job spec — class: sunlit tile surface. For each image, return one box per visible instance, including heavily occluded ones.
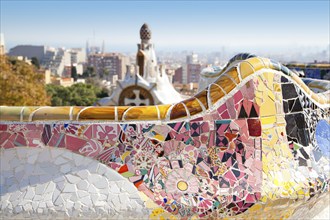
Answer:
[0,54,329,219]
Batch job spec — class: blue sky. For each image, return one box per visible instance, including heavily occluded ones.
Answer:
[1,0,329,52]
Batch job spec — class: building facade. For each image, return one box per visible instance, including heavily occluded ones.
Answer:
[180,53,203,84]
[8,45,45,62]
[42,47,86,77]
[173,66,183,84]
[87,53,129,81]
[187,63,202,83]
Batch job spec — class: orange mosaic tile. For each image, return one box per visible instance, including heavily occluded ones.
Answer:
[225,67,241,84]
[215,75,236,94]
[78,107,117,121]
[194,90,209,110]
[124,106,159,121]
[208,83,225,105]
[169,102,188,120]
[182,97,204,116]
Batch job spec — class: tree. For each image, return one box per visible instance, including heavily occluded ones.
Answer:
[31,57,40,69]
[71,65,78,82]
[46,84,71,106]
[46,83,109,106]
[103,68,110,81]
[82,66,95,78]
[97,87,109,98]
[0,55,50,106]
[69,83,98,106]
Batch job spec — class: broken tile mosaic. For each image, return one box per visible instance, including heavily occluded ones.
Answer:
[0,54,329,219]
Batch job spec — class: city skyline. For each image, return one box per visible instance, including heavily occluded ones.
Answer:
[1,0,329,54]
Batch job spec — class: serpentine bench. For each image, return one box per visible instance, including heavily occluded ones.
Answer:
[1,54,329,219]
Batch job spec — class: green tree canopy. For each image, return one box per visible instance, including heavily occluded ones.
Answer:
[31,57,40,69]
[82,66,96,78]
[0,55,50,106]
[71,65,78,82]
[46,83,109,106]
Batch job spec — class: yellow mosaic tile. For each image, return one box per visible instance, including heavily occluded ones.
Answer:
[124,106,159,121]
[239,61,255,79]
[195,90,209,110]
[157,104,171,120]
[117,106,130,120]
[259,57,271,69]
[169,103,188,120]
[32,107,71,121]
[71,107,84,120]
[0,106,22,121]
[273,83,281,92]
[215,75,236,94]
[149,208,178,220]
[182,97,204,116]
[311,93,321,103]
[290,74,330,104]
[225,68,241,84]
[319,96,327,105]
[292,74,311,93]
[22,107,40,121]
[257,74,277,117]
[246,57,265,72]
[261,116,276,126]
[260,98,276,117]
[78,107,117,120]
[208,84,225,105]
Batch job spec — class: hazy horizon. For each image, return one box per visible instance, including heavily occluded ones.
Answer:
[1,0,329,56]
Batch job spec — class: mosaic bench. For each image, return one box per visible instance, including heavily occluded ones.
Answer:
[1,54,329,219]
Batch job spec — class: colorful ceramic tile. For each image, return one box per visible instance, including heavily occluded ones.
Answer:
[0,54,329,219]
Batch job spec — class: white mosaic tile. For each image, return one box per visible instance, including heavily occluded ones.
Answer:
[0,147,150,218]
[93,178,108,189]
[77,179,89,191]
[63,183,76,193]
[65,174,81,184]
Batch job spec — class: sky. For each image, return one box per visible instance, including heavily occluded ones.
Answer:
[1,0,329,53]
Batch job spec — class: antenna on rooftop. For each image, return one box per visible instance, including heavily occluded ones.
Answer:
[86,40,89,56]
[102,40,105,54]
[93,29,96,51]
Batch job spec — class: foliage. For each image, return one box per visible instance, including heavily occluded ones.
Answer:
[85,77,113,97]
[82,66,96,78]
[46,83,109,106]
[0,55,50,106]
[31,57,40,69]
[71,65,78,82]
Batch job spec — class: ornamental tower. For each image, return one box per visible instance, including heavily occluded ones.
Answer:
[95,23,186,106]
[136,23,158,80]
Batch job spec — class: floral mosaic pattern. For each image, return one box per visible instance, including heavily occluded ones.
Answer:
[1,54,329,219]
